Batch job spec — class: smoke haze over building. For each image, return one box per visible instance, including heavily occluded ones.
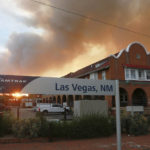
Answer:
[0,0,150,76]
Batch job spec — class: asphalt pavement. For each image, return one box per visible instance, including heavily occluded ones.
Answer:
[10,107,73,121]
[1,134,150,150]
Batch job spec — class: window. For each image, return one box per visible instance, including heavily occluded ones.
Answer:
[46,98,49,103]
[136,54,141,59]
[95,61,107,68]
[125,69,130,79]
[125,68,137,80]
[130,69,136,79]
[90,72,98,79]
[147,70,150,79]
[120,88,128,107]
[125,68,150,81]
[52,104,62,107]
[138,70,145,80]
[102,71,106,80]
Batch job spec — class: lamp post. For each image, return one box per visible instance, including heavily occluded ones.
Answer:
[12,93,29,120]
[17,98,20,120]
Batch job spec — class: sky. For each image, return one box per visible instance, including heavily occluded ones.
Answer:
[0,0,150,77]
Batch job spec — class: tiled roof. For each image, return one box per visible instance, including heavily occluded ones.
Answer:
[64,42,149,78]
[63,57,110,78]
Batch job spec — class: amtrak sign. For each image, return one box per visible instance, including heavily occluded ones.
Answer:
[21,77,116,95]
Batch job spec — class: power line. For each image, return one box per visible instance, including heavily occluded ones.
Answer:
[30,0,150,39]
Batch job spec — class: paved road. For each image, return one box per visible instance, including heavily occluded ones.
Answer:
[10,107,36,119]
[10,107,73,121]
[1,134,150,150]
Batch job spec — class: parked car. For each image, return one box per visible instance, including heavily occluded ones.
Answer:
[0,103,11,112]
[35,103,70,114]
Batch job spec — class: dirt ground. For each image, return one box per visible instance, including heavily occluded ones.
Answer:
[0,134,150,150]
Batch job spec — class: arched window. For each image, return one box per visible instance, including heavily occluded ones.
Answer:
[75,95,82,100]
[83,95,92,100]
[53,96,56,103]
[92,95,105,100]
[132,88,147,106]
[68,95,74,107]
[62,95,66,103]
[120,88,128,107]
[57,96,61,104]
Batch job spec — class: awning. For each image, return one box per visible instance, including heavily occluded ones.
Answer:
[123,64,150,69]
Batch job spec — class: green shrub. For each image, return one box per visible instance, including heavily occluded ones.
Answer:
[121,113,149,136]
[37,114,49,137]
[129,114,148,136]
[49,114,114,139]
[12,118,40,138]
[147,116,150,126]
[12,115,49,138]
[0,112,15,137]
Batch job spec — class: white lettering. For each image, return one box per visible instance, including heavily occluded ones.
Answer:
[5,79,10,82]
[14,80,18,83]
[1,79,4,82]
[0,78,27,83]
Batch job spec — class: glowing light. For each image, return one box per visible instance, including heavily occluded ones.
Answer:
[12,93,29,98]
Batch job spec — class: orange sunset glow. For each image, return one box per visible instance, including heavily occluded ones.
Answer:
[0,0,150,77]
[12,93,29,98]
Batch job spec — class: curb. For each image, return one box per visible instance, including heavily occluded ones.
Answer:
[0,137,49,144]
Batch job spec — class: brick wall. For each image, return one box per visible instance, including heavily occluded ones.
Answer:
[97,42,150,108]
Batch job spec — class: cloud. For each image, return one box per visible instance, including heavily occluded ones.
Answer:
[1,0,150,76]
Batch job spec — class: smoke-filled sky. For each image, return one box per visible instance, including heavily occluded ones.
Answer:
[0,0,150,77]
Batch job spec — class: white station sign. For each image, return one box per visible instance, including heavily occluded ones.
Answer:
[21,77,121,150]
[21,77,116,95]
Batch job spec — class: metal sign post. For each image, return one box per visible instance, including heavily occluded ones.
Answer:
[115,80,121,150]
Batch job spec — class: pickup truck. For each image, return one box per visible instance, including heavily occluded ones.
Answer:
[35,103,70,114]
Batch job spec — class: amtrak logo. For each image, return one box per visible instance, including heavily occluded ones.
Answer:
[0,78,27,83]
[0,75,39,93]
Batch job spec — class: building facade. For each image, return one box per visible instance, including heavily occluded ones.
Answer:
[64,42,150,111]
[0,42,150,111]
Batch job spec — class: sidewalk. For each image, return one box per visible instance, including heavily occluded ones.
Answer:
[0,134,150,150]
